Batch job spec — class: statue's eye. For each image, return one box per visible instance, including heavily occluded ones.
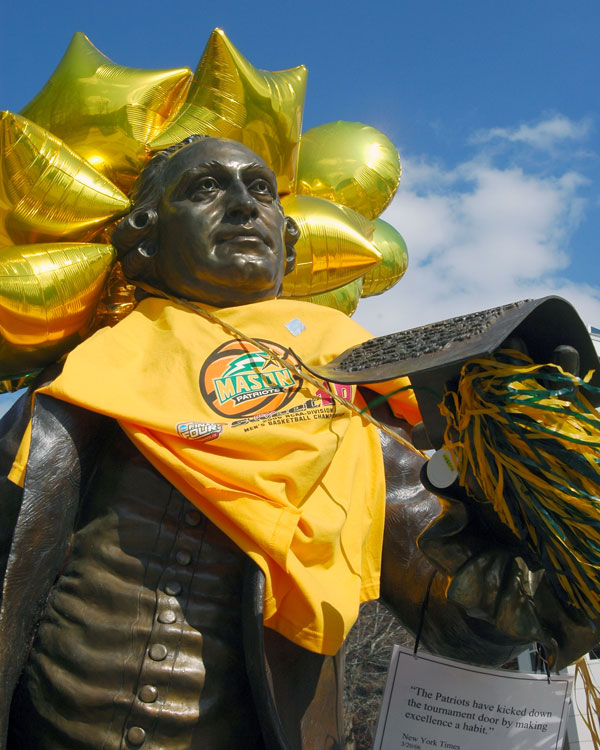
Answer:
[190,177,220,198]
[249,179,274,197]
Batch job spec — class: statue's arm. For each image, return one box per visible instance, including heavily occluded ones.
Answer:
[374,410,600,670]
[378,426,530,666]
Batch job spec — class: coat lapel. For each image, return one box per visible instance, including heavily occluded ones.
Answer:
[0,396,106,749]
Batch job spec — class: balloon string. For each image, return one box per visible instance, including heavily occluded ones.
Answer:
[133,282,425,458]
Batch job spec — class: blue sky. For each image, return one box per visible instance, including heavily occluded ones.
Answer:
[1,0,599,412]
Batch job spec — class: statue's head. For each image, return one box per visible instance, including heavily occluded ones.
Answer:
[112,136,299,307]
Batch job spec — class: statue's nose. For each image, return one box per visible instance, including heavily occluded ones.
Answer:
[226,182,259,221]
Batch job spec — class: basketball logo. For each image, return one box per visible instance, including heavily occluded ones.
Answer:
[200,339,302,418]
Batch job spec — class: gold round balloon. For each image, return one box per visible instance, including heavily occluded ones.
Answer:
[280,195,381,298]
[0,112,130,247]
[296,121,401,220]
[0,242,115,377]
[361,218,408,297]
[20,32,192,193]
[293,277,363,317]
[150,29,307,195]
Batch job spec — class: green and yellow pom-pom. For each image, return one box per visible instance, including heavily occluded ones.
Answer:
[441,349,600,622]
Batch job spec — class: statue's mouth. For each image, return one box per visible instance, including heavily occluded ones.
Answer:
[216,228,270,246]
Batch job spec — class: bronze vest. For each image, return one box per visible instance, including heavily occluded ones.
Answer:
[11,425,264,749]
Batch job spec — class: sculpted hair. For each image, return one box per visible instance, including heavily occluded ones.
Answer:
[111,135,209,277]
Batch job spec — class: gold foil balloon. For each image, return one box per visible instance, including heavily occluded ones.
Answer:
[280,195,381,297]
[0,242,115,377]
[0,112,130,247]
[20,32,192,192]
[92,262,137,331]
[296,121,401,219]
[150,29,307,195]
[361,218,408,297]
[296,277,363,316]
[0,30,408,379]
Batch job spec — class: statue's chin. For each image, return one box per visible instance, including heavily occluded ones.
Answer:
[159,274,281,308]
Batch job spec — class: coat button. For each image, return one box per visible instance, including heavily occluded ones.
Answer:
[184,510,202,526]
[127,726,146,745]
[139,685,158,703]
[149,644,168,661]
[164,581,182,596]
[157,609,177,624]
[176,549,192,565]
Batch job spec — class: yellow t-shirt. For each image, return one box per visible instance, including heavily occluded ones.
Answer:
[11,298,420,655]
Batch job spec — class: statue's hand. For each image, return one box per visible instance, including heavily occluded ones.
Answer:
[379,423,538,668]
[418,477,547,637]
[419,454,600,671]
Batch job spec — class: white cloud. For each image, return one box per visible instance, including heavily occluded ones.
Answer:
[472,114,592,151]
[353,151,600,337]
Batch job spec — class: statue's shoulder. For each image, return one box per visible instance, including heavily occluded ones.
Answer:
[0,371,111,580]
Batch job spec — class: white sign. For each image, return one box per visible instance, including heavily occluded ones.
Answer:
[373,646,572,750]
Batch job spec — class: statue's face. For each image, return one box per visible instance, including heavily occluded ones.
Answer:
[154,139,291,306]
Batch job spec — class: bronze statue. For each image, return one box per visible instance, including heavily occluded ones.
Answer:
[0,136,597,750]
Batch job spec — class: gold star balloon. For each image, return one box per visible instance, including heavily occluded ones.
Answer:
[0,242,115,378]
[296,121,401,219]
[361,218,409,297]
[280,195,381,297]
[0,111,130,247]
[20,32,192,192]
[150,29,307,195]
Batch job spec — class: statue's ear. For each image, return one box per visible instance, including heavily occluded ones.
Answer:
[120,241,159,283]
[113,208,159,282]
[284,216,299,275]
